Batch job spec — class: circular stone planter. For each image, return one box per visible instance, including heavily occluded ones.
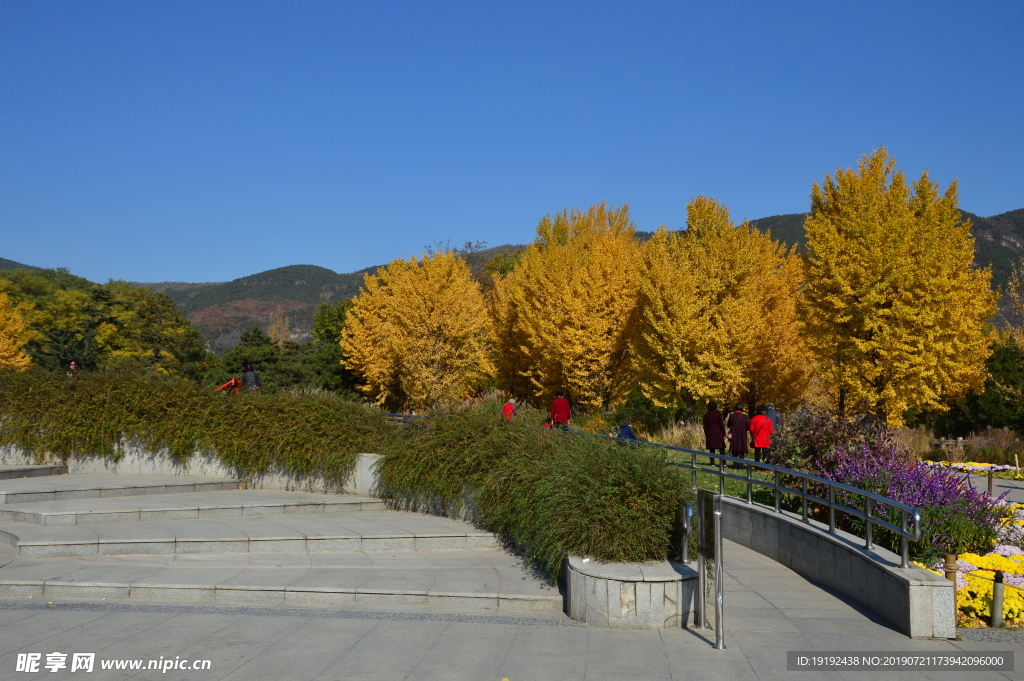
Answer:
[566,557,698,628]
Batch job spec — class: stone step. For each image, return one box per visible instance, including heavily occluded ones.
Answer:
[0,547,562,611]
[0,490,384,526]
[0,474,244,504]
[0,510,500,557]
[0,465,68,480]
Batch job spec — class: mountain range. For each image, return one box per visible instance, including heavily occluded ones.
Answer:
[3,209,1022,351]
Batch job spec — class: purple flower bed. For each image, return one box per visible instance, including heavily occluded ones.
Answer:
[818,443,1009,562]
[769,409,1015,562]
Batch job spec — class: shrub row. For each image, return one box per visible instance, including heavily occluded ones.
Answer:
[0,369,387,488]
[0,370,691,580]
[377,402,691,580]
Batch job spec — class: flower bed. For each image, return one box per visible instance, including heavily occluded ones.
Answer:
[924,460,1024,482]
[915,504,1024,625]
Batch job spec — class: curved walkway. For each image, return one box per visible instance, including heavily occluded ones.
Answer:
[2,539,1018,680]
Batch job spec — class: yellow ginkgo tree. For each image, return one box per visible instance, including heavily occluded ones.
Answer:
[0,293,33,370]
[800,148,998,424]
[342,251,492,410]
[491,202,641,411]
[633,197,813,410]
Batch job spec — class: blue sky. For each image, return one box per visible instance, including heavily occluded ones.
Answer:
[2,1,1021,283]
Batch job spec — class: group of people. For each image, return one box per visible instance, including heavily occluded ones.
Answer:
[503,393,782,463]
[502,391,574,430]
[702,401,781,467]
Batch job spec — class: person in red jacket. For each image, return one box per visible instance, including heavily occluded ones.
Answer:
[501,398,517,421]
[749,405,775,465]
[550,392,571,430]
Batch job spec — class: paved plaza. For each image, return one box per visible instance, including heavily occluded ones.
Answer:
[0,467,1021,679]
[0,540,1021,680]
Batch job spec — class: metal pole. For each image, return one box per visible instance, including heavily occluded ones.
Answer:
[988,471,994,497]
[774,469,780,513]
[801,477,808,522]
[695,497,707,630]
[828,485,836,533]
[865,497,873,549]
[696,552,706,629]
[681,503,692,565]
[691,450,697,488]
[718,457,725,495]
[900,510,909,569]
[745,463,752,504]
[992,572,1005,628]
[713,494,726,650]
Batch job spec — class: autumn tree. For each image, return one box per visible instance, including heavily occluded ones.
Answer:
[490,202,640,411]
[632,197,812,410]
[342,251,492,409]
[801,148,998,424]
[0,271,203,374]
[0,293,32,370]
[312,299,354,344]
[267,312,291,347]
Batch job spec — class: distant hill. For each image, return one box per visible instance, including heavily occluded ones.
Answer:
[748,210,1022,289]
[138,264,378,350]
[9,208,1022,350]
[139,244,526,351]
[0,257,39,272]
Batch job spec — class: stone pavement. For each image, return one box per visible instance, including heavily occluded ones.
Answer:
[0,468,1020,679]
[969,474,1024,504]
[1,540,1020,681]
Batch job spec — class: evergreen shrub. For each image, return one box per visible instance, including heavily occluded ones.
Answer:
[378,402,691,579]
[0,368,386,487]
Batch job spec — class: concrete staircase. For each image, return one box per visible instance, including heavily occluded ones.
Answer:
[0,468,561,612]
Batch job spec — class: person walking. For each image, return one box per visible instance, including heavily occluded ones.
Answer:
[765,403,782,435]
[241,363,262,394]
[501,398,517,421]
[702,401,727,465]
[550,391,571,430]
[749,405,775,466]
[726,404,749,468]
[616,420,637,442]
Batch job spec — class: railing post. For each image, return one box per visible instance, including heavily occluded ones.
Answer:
[774,469,780,513]
[718,457,724,495]
[691,450,697,488]
[801,477,808,522]
[828,485,836,533]
[745,463,752,504]
[695,497,708,630]
[900,510,909,569]
[713,495,726,650]
[681,502,692,566]
[865,497,873,549]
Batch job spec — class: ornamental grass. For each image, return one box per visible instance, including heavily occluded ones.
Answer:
[377,401,691,580]
[0,368,388,488]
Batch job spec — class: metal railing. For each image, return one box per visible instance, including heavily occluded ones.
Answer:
[575,431,923,569]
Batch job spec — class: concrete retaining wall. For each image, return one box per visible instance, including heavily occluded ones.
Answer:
[565,556,698,628]
[0,446,381,497]
[720,496,955,639]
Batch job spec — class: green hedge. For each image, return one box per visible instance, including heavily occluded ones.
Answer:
[378,402,691,579]
[1,370,692,581]
[0,369,386,487]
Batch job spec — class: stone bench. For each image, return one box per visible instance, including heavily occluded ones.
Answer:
[565,556,698,628]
